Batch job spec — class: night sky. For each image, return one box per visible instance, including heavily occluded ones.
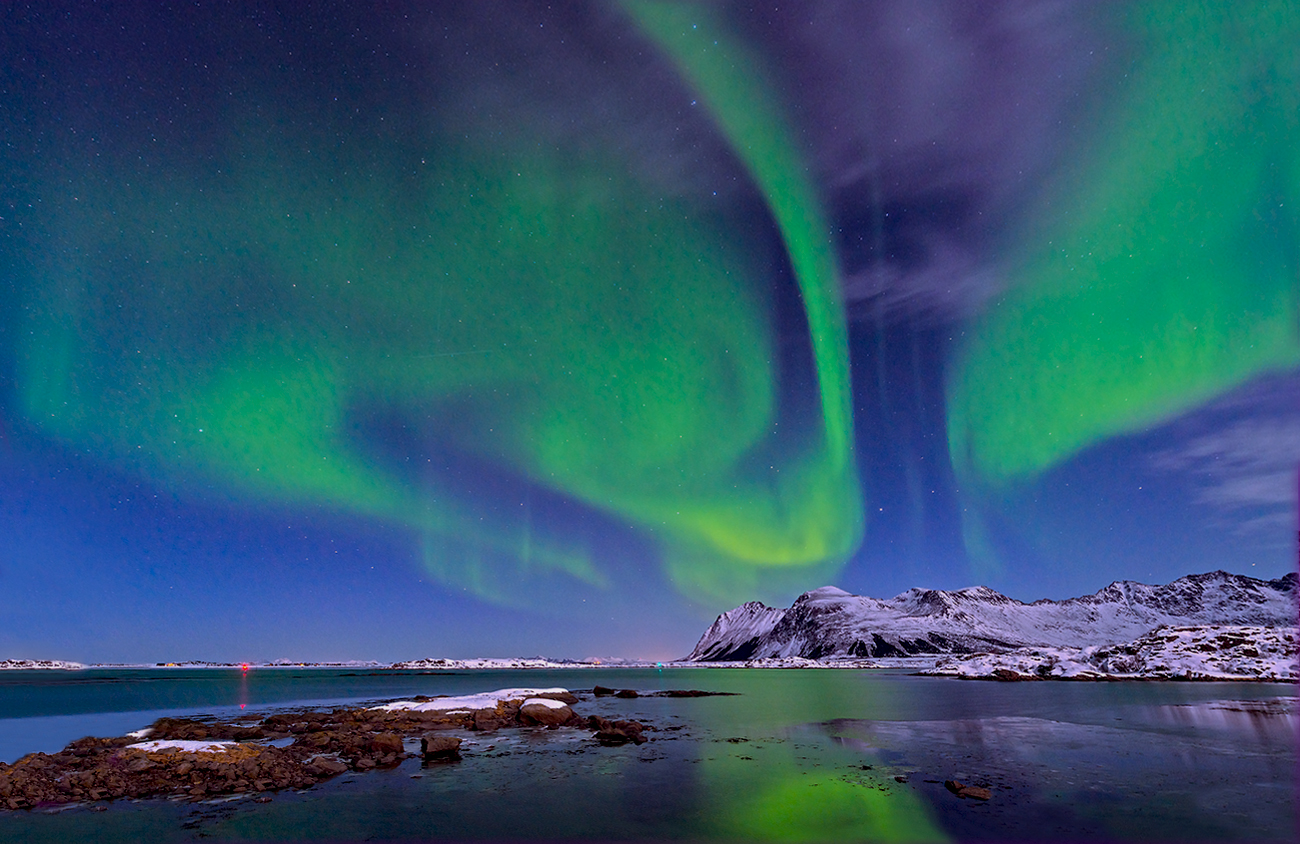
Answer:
[2,1,1296,663]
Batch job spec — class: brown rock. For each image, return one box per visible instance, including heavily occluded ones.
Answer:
[305,757,349,777]
[420,735,462,761]
[368,733,404,756]
[614,689,639,698]
[471,709,509,732]
[519,701,575,727]
[945,779,991,800]
[592,686,617,696]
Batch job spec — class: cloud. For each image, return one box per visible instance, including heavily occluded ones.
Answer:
[1152,373,1300,533]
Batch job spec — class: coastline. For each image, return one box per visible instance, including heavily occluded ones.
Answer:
[0,686,664,811]
[0,668,1293,842]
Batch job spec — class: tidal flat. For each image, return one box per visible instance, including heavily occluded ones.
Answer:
[0,668,1294,842]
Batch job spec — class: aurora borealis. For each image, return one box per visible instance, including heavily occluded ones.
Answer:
[1,1,1296,663]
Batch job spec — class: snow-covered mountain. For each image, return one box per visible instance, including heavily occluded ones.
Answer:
[924,625,1298,681]
[686,570,1299,661]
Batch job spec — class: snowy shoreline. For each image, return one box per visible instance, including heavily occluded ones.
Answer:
[922,625,1298,682]
[5,626,1297,681]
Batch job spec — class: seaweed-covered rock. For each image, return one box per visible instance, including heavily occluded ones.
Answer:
[587,716,647,745]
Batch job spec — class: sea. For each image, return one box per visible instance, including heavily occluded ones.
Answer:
[0,667,1294,842]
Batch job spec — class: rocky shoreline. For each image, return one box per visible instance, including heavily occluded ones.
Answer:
[0,686,691,812]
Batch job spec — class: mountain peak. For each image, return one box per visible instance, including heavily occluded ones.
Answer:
[796,586,853,602]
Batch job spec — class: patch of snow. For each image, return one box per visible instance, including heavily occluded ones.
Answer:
[521,697,567,709]
[392,655,577,665]
[374,687,571,712]
[390,657,606,669]
[126,728,153,739]
[127,739,236,754]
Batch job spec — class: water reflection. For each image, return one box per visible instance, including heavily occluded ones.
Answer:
[1151,696,1299,740]
[821,710,1295,842]
[0,671,1293,842]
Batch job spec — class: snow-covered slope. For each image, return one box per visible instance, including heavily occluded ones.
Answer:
[0,659,84,670]
[924,625,1298,681]
[686,571,1299,661]
[683,600,787,662]
[391,658,589,670]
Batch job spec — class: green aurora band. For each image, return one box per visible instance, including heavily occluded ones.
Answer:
[947,0,1300,565]
[690,675,950,842]
[14,5,863,608]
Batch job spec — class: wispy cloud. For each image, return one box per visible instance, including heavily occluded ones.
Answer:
[1153,374,1300,535]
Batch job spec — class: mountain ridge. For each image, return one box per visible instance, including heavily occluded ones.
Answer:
[686,570,1299,661]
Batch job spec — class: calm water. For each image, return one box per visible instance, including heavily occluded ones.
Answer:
[0,668,1294,842]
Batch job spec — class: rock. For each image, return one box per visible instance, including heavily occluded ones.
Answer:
[593,686,617,696]
[657,689,736,697]
[991,668,1036,681]
[588,716,647,745]
[614,689,639,698]
[519,700,575,727]
[471,709,510,731]
[368,733,404,756]
[305,757,349,777]
[945,779,991,800]
[420,735,462,761]
[125,756,156,773]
